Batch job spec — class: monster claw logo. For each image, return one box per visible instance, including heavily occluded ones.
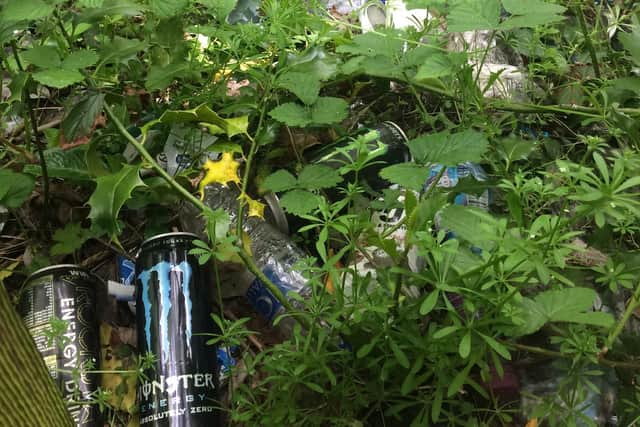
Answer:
[138,261,193,363]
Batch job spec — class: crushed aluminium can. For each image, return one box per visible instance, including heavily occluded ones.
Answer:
[135,232,221,427]
[19,264,102,426]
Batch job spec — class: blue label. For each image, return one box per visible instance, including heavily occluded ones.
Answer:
[118,255,136,285]
[217,347,237,375]
[245,268,287,322]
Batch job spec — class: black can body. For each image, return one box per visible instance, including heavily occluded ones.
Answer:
[305,121,409,192]
[135,232,220,427]
[19,264,102,427]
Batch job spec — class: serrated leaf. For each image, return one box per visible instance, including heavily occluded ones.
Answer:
[279,190,320,217]
[419,289,439,315]
[277,71,321,105]
[62,50,99,70]
[51,223,93,255]
[297,165,342,190]
[21,46,61,69]
[408,130,489,166]
[0,170,35,208]
[379,163,431,192]
[501,0,565,16]
[62,93,105,142]
[447,0,500,32]
[269,103,311,127]
[458,332,471,358]
[98,37,147,66]
[149,0,190,17]
[88,164,146,239]
[1,0,53,21]
[263,170,298,192]
[415,53,454,80]
[145,62,190,91]
[23,147,90,180]
[311,97,348,125]
[32,69,84,89]
[336,32,404,58]
[438,205,499,250]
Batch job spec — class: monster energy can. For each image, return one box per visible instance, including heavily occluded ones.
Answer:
[19,264,102,427]
[135,232,221,427]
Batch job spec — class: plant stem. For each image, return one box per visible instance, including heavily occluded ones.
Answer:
[607,281,640,348]
[103,103,306,328]
[575,4,601,79]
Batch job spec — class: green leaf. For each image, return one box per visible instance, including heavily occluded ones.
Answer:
[619,25,640,66]
[356,335,380,358]
[447,0,501,32]
[61,93,105,142]
[501,0,565,16]
[279,190,320,217]
[389,338,410,369]
[7,72,29,104]
[269,103,310,127]
[88,164,146,239]
[21,46,61,69]
[458,332,471,359]
[62,50,99,70]
[407,130,489,166]
[23,147,91,180]
[311,97,348,125]
[201,0,237,20]
[297,165,343,190]
[50,223,93,255]
[419,289,439,315]
[415,53,455,80]
[149,0,190,17]
[336,32,404,58]
[263,170,297,192]
[0,170,35,208]
[277,71,321,105]
[98,37,147,66]
[438,205,499,251]
[145,63,190,91]
[447,360,472,397]
[478,333,511,360]
[379,163,431,192]
[1,0,54,21]
[432,325,459,340]
[77,0,105,7]
[32,69,84,89]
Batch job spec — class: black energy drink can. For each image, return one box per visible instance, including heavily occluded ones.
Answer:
[19,264,102,426]
[135,232,220,427]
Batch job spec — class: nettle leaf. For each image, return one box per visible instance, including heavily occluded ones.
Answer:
[407,130,489,166]
[297,165,343,190]
[438,205,500,250]
[262,170,298,192]
[0,169,35,208]
[98,37,147,66]
[51,223,94,255]
[149,0,190,17]
[32,69,84,89]
[88,164,146,239]
[415,53,455,80]
[21,46,61,69]
[62,93,105,142]
[511,288,614,336]
[279,189,321,217]
[499,0,566,29]
[62,50,99,70]
[1,0,54,21]
[447,0,501,32]
[277,71,321,105]
[379,163,431,192]
[336,31,404,58]
[311,97,348,125]
[269,103,311,127]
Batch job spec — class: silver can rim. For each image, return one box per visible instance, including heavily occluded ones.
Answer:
[140,231,200,248]
[26,264,103,284]
[381,121,408,143]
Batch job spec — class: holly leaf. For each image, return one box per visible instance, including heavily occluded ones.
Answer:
[263,170,298,192]
[407,130,489,166]
[88,164,146,240]
[297,165,343,190]
[51,223,94,255]
[269,103,311,127]
[277,71,321,105]
[0,169,35,208]
[62,93,105,142]
[32,69,84,89]
[279,190,321,216]
[379,163,431,192]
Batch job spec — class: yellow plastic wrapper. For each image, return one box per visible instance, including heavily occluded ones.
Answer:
[100,323,137,415]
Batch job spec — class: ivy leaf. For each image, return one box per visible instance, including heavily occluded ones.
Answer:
[407,130,489,166]
[88,164,146,240]
[297,165,343,190]
[277,71,321,105]
[447,0,501,32]
[50,223,93,255]
[62,50,99,70]
[263,170,298,192]
[21,46,61,68]
[32,69,84,89]
[279,190,320,217]
[62,93,105,142]
[1,0,54,21]
[379,163,431,192]
[269,103,311,127]
[310,97,348,125]
[0,169,35,208]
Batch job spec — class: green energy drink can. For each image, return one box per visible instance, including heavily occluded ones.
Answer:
[135,232,221,427]
[19,264,102,426]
